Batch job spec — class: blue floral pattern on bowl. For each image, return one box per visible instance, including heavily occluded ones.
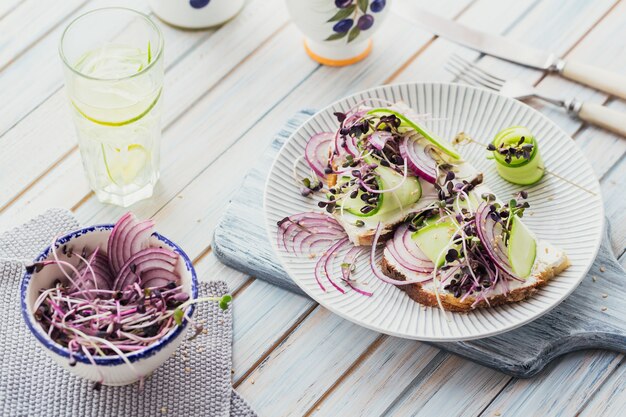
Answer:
[190,0,211,9]
[326,0,386,43]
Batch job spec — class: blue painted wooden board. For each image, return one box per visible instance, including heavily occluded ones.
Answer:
[213,111,626,378]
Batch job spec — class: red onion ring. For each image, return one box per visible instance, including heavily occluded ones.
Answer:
[141,269,179,288]
[107,212,133,274]
[370,223,434,286]
[323,238,350,294]
[340,247,372,297]
[314,238,349,292]
[113,248,178,291]
[399,136,437,184]
[368,131,393,150]
[122,220,155,270]
[475,202,517,277]
[305,132,333,177]
[277,212,347,254]
[400,225,431,261]
[385,225,434,274]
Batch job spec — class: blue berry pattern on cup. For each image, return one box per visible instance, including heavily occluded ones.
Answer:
[190,0,211,9]
[371,0,386,13]
[326,0,385,43]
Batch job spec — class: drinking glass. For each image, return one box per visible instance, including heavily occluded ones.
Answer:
[59,8,164,207]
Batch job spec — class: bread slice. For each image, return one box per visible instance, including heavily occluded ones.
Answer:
[381,239,570,312]
[379,178,570,312]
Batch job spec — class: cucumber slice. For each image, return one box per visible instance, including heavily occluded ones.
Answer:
[507,216,536,278]
[491,126,545,185]
[375,164,421,216]
[367,108,461,159]
[334,175,377,217]
[492,126,537,166]
[340,188,371,216]
[341,164,422,218]
[494,155,545,185]
[412,219,458,267]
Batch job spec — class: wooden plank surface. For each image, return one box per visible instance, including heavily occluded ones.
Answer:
[1,0,625,416]
[0,0,288,216]
[0,0,86,70]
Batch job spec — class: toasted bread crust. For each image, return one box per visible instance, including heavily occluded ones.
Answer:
[381,254,570,312]
[351,228,393,246]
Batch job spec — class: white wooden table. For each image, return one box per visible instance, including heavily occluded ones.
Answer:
[1,0,625,415]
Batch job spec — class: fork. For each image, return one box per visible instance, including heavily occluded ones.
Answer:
[445,54,626,137]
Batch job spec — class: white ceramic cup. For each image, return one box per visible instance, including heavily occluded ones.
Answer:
[21,225,198,386]
[286,0,391,66]
[149,0,245,29]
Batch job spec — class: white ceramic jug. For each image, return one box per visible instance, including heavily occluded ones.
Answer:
[149,0,245,29]
[285,0,391,66]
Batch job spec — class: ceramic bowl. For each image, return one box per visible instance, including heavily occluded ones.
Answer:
[20,224,198,386]
[149,0,245,29]
[286,0,392,66]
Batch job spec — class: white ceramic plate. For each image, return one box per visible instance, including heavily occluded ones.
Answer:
[264,83,604,341]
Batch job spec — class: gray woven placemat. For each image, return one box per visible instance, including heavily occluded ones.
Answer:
[0,209,256,417]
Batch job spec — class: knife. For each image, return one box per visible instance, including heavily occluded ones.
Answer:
[397,3,626,100]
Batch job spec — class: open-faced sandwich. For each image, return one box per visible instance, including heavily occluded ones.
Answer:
[278,101,569,311]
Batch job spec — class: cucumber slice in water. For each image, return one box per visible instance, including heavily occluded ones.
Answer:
[507,216,537,278]
[102,143,150,185]
[71,44,160,126]
[412,219,458,267]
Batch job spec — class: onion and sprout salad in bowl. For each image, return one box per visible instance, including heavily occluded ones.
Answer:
[21,212,231,388]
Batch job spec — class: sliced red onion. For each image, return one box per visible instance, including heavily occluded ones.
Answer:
[345,280,373,297]
[121,219,155,271]
[305,132,333,177]
[370,223,434,286]
[367,131,393,150]
[344,134,360,157]
[341,246,362,281]
[107,212,134,274]
[340,247,372,297]
[385,225,434,274]
[322,238,350,294]
[295,233,343,254]
[74,251,114,292]
[399,136,437,184]
[277,212,347,254]
[113,248,178,291]
[129,220,155,257]
[475,202,517,277]
[400,225,431,262]
[141,269,179,288]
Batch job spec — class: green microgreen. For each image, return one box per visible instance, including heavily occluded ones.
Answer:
[173,308,184,325]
